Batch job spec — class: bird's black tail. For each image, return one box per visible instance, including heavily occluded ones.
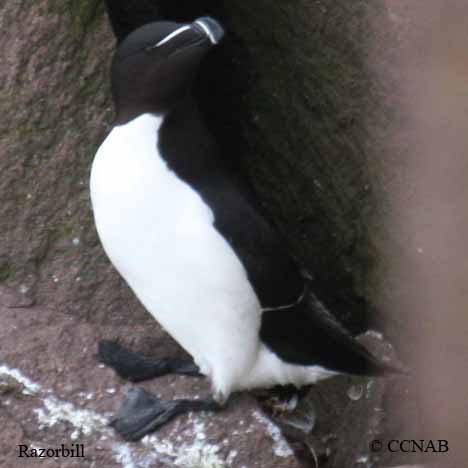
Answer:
[260,292,409,377]
[304,293,410,377]
[309,294,409,376]
[343,336,409,377]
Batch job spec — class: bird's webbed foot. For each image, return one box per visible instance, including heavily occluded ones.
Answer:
[111,387,222,441]
[98,340,202,382]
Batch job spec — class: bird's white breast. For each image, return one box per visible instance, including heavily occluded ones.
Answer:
[90,114,262,397]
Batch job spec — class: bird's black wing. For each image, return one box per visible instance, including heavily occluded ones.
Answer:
[158,106,306,308]
[260,293,398,376]
[203,180,306,308]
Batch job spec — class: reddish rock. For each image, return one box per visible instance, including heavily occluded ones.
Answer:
[0,2,424,467]
[0,286,302,468]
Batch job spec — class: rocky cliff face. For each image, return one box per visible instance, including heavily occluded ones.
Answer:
[0,0,398,329]
[0,1,419,467]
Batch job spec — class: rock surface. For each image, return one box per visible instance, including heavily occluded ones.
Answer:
[0,1,432,467]
[1,286,422,468]
[0,286,303,468]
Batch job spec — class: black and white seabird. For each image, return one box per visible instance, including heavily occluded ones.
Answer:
[91,15,401,441]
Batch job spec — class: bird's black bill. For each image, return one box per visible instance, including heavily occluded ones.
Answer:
[193,17,224,44]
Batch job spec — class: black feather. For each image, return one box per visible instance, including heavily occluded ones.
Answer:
[260,292,406,376]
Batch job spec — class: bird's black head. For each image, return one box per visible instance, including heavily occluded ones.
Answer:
[111,17,224,124]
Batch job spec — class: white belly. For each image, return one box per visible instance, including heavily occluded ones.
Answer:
[90,114,261,397]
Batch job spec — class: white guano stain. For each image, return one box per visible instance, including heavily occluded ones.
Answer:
[1,365,289,467]
[252,411,294,458]
[0,364,229,468]
[142,418,226,468]
[34,396,111,440]
[0,365,41,395]
[112,443,140,468]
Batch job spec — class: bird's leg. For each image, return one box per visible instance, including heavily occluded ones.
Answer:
[98,340,202,382]
[111,387,223,441]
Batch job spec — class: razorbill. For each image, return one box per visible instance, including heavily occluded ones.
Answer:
[91,16,401,441]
